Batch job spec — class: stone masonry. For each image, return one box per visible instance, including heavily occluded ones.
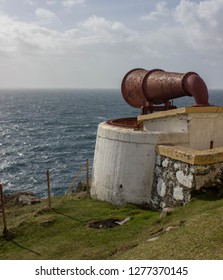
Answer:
[150,154,223,210]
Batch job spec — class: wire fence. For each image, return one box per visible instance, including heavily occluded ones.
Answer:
[47,159,90,207]
[0,159,90,238]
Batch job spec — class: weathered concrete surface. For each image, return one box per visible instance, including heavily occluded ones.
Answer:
[156,145,223,165]
[91,122,188,205]
[138,107,223,150]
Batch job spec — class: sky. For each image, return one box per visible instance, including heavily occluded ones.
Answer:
[0,0,223,89]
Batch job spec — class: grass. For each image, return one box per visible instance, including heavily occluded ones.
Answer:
[1,192,223,260]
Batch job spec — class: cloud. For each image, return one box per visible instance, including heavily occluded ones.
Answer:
[0,14,137,59]
[35,8,57,24]
[0,13,142,88]
[141,1,169,21]
[78,15,137,45]
[139,0,223,55]
[1,1,222,59]
[0,15,60,56]
[0,2,222,88]
[174,0,223,52]
[62,0,86,8]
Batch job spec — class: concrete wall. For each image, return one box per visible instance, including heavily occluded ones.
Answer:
[138,107,223,150]
[188,113,223,150]
[91,122,188,205]
[91,107,223,207]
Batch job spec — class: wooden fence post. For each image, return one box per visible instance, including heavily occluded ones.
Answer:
[0,184,7,235]
[86,159,90,192]
[47,170,51,209]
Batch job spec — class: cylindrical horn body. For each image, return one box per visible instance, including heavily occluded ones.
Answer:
[121,68,209,107]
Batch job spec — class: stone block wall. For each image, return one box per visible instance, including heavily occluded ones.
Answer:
[150,154,223,210]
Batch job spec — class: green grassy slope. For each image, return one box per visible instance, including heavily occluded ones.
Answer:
[1,193,223,260]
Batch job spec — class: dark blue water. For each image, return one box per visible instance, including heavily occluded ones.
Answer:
[0,89,222,197]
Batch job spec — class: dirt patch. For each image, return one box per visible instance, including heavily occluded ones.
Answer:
[88,218,124,229]
[88,218,121,229]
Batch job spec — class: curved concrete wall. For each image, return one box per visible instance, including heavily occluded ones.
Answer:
[91,121,188,205]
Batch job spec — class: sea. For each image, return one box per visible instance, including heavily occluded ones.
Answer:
[0,88,223,198]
